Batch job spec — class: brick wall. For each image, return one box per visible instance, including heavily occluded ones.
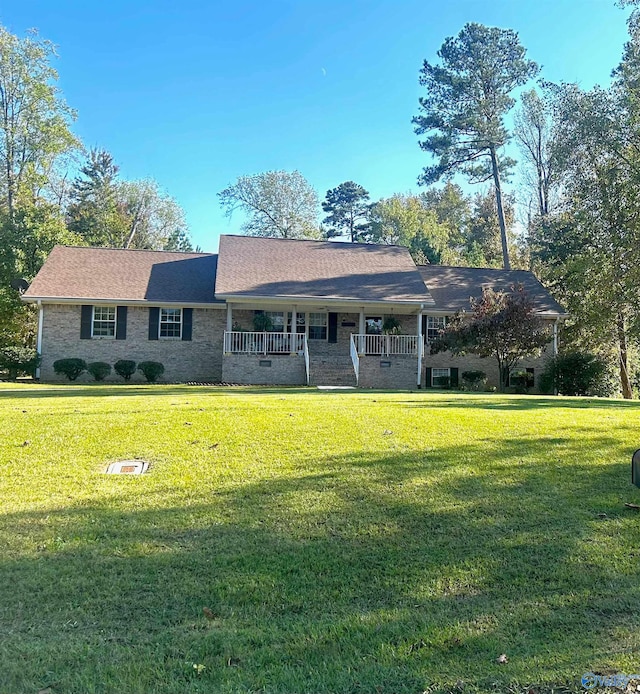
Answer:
[40,301,556,390]
[310,312,358,357]
[359,355,419,390]
[425,343,554,392]
[40,304,226,382]
[222,354,306,385]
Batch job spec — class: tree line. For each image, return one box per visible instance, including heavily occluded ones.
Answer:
[218,9,640,398]
[2,7,640,397]
[0,27,194,351]
[219,173,521,267]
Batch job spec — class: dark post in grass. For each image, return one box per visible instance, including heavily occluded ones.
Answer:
[632,449,640,488]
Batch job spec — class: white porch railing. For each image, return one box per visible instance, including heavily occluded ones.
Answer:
[349,334,360,386]
[224,331,306,355]
[352,334,420,356]
[303,337,310,386]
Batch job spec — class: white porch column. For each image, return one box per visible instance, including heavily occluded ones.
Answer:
[290,307,297,352]
[416,311,423,387]
[553,318,559,356]
[226,303,233,331]
[35,300,43,379]
[359,309,365,335]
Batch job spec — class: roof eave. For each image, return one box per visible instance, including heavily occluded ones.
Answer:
[538,311,570,319]
[215,292,435,308]
[22,296,225,308]
[426,307,569,318]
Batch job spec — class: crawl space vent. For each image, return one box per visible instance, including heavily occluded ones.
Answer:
[105,460,149,475]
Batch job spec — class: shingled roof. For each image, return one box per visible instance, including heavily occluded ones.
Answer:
[23,241,565,316]
[23,246,220,304]
[215,235,434,305]
[417,265,566,315]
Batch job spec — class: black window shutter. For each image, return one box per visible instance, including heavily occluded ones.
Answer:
[182,308,193,341]
[424,367,432,388]
[80,305,92,339]
[328,312,338,343]
[116,306,127,340]
[148,307,160,340]
[254,309,264,315]
[450,367,459,388]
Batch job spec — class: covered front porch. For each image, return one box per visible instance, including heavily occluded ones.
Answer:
[221,302,426,387]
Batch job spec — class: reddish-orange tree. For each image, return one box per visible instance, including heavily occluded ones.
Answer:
[430,285,551,391]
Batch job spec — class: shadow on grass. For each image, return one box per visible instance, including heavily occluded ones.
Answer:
[1,437,639,693]
[396,394,640,411]
[2,385,639,416]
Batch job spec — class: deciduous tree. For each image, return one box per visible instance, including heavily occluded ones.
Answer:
[431,285,551,391]
[67,149,193,250]
[218,170,319,239]
[466,191,519,268]
[421,182,470,251]
[368,193,450,264]
[119,179,192,251]
[514,89,557,218]
[0,26,79,219]
[533,83,640,398]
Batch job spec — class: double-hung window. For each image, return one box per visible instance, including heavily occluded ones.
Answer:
[92,306,116,337]
[308,312,327,340]
[427,316,447,341]
[264,311,285,332]
[160,308,182,338]
[432,367,451,388]
[287,312,306,334]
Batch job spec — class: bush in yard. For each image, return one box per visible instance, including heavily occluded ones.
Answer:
[510,369,531,394]
[114,359,137,381]
[53,358,87,381]
[461,370,487,391]
[0,346,41,379]
[138,361,164,382]
[87,361,111,381]
[540,352,609,396]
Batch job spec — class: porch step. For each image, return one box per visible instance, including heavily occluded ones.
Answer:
[309,356,357,387]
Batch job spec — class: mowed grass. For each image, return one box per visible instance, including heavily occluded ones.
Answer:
[1,385,640,694]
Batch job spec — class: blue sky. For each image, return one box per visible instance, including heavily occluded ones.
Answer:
[1,0,632,252]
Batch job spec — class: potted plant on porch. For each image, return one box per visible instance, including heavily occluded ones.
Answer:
[382,316,402,335]
[252,312,286,354]
[253,313,274,332]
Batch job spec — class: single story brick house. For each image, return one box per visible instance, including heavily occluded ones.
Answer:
[22,235,567,389]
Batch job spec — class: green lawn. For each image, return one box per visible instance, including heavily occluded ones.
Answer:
[1,384,640,694]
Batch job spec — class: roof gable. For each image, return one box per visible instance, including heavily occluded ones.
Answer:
[215,235,433,304]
